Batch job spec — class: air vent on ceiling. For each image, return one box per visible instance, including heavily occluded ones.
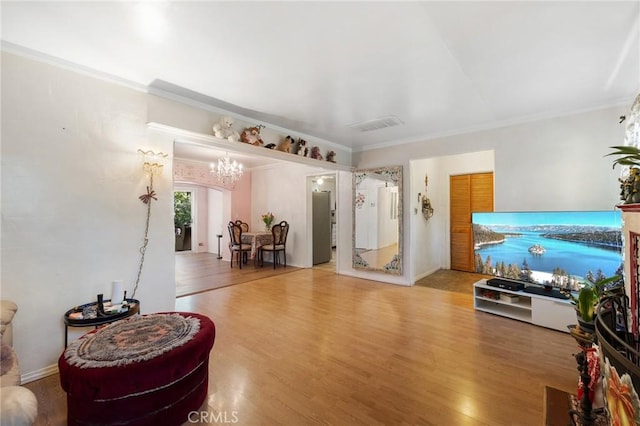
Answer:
[347,115,404,132]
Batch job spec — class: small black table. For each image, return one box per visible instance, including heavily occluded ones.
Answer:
[63,299,140,347]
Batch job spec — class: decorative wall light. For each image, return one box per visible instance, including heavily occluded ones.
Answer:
[138,149,168,176]
[132,149,167,299]
[420,174,434,220]
[210,153,244,186]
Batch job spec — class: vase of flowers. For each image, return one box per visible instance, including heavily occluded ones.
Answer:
[262,212,274,231]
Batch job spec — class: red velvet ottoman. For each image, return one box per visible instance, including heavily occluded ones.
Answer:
[58,312,215,426]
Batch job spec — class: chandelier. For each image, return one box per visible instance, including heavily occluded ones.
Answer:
[211,153,244,185]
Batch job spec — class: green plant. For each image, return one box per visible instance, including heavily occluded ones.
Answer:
[261,212,274,229]
[569,274,622,322]
[606,145,640,169]
[174,192,192,228]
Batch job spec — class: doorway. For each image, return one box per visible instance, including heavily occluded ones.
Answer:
[310,174,337,271]
[174,190,193,252]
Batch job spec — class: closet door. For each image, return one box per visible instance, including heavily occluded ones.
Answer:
[450,173,493,272]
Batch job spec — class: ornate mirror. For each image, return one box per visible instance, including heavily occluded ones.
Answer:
[352,166,403,274]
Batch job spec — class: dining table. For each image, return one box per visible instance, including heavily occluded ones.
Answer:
[241,231,273,259]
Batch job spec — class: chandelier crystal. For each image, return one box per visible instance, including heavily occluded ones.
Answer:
[211,153,244,185]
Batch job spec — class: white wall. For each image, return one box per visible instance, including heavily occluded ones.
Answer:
[148,94,353,168]
[250,163,329,267]
[207,188,224,256]
[410,156,443,280]
[355,106,627,284]
[1,52,176,379]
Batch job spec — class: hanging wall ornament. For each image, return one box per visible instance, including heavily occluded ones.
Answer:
[421,174,434,220]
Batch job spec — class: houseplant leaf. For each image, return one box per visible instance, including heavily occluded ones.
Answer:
[577,286,595,322]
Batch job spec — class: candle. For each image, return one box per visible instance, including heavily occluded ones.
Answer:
[111,280,124,304]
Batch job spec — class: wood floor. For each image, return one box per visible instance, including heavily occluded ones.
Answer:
[176,252,303,297]
[26,267,579,426]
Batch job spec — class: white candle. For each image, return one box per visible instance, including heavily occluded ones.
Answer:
[111,280,124,304]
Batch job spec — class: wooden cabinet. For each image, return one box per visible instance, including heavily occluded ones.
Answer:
[450,173,493,271]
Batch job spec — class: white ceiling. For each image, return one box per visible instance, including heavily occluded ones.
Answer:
[2,1,639,153]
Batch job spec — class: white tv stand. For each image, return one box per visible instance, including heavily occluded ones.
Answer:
[473,279,575,333]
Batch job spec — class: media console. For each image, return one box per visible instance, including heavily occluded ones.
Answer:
[473,279,575,332]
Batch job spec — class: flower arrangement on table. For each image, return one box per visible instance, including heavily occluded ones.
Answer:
[261,212,275,231]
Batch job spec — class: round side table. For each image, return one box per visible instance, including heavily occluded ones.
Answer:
[63,299,140,347]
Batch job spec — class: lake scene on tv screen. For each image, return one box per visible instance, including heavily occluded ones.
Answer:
[472,211,623,290]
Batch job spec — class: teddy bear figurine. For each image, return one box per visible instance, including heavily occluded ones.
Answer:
[240,125,265,146]
[296,138,308,156]
[277,135,295,153]
[212,116,240,142]
[326,150,336,163]
[310,146,323,160]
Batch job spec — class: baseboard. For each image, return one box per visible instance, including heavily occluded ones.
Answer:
[22,363,59,384]
[412,266,443,284]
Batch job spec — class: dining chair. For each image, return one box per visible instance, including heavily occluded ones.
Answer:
[227,221,251,269]
[230,220,250,262]
[234,220,249,232]
[259,221,289,269]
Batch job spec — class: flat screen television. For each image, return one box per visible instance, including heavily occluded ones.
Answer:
[472,210,623,291]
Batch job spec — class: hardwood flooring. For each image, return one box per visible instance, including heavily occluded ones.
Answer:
[310,248,336,273]
[176,252,301,297]
[26,268,579,426]
[415,269,493,294]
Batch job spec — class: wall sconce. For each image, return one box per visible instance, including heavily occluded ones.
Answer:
[421,174,434,220]
[138,149,168,175]
[131,148,168,299]
[421,195,434,220]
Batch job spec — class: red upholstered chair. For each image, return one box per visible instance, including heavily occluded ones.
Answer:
[259,221,289,269]
[228,221,251,268]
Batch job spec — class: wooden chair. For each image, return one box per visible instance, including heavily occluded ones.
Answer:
[230,220,249,262]
[227,222,251,269]
[259,221,289,269]
[234,220,249,232]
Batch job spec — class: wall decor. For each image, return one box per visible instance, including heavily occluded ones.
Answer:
[421,173,434,220]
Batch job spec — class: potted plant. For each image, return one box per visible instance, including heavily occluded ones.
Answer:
[608,145,640,169]
[607,145,640,204]
[569,274,622,331]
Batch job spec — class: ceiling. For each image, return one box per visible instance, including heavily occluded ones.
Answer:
[2,1,639,154]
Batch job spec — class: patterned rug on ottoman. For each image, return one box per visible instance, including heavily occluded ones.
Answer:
[65,313,201,368]
[59,312,216,426]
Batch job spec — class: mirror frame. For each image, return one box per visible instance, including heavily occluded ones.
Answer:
[352,165,403,274]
